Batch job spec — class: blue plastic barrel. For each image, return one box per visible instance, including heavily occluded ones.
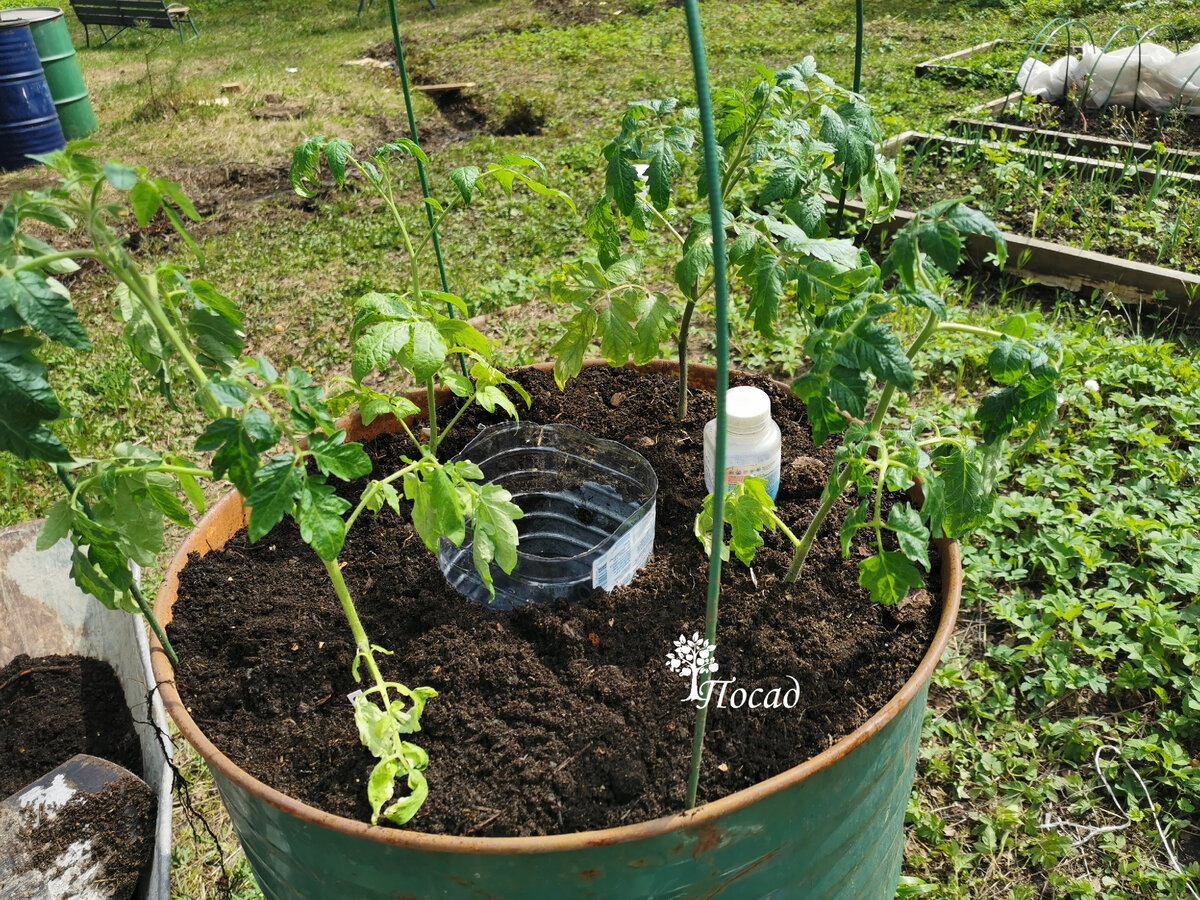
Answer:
[0,19,66,172]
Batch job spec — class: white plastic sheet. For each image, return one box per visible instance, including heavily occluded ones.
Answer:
[1017,41,1200,114]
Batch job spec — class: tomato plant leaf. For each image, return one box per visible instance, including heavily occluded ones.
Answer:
[309,429,372,481]
[819,100,876,186]
[1,272,91,351]
[633,293,674,365]
[129,181,162,226]
[646,142,679,212]
[858,551,923,605]
[37,499,74,551]
[103,163,138,191]
[674,227,712,297]
[240,408,280,452]
[977,364,1059,445]
[449,165,481,206]
[583,198,621,268]
[352,320,411,382]
[807,395,847,447]
[0,334,70,462]
[987,336,1030,385]
[837,319,914,391]
[748,252,786,336]
[606,149,639,216]
[245,454,301,542]
[297,475,350,561]
[146,477,193,528]
[204,378,249,409]
[470,482,522,598]
[937,446,993,536]
[407,320,450,383]
[405,467,465,553]
[551,309,595,389]
[841,498,870,556]
[828,364,868,419]
[886,503,930,570]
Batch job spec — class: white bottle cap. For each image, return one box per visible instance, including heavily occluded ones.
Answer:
[725,385,771,433]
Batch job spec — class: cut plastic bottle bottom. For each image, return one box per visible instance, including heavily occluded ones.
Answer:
[438,422,658,609]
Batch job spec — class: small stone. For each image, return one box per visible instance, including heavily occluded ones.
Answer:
[790,456,824,482]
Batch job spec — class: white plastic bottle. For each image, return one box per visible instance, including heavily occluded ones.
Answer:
[703,385,782,499]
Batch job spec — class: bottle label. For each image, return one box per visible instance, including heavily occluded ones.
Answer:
[593,504,656,591]
[723,454,780,498]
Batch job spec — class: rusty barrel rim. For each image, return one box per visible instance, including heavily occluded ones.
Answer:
[151,359,963,855]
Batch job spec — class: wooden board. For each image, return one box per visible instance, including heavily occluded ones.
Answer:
[915,39,1003,77]
[945,118,1200,171]
[838,197,1200,315]
[413,82,476,92]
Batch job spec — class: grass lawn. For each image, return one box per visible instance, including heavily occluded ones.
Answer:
[1,0,1198,897]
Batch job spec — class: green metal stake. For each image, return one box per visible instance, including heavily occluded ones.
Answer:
[385,0,467,375]
[682,0,731,812]
[831,0,865,236]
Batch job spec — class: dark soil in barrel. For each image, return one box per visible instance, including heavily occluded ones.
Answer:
[0,655,143,799]
[167,366,943,837]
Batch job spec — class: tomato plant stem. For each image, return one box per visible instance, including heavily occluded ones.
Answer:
[437,396,474,446]
[677,299,696,420]
[426,380,439,456]
[785,307,942,583]
[323,558,395,719]
[937,322,1004,341]
[8,249,102,274]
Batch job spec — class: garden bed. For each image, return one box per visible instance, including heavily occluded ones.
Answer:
[165,365,942,837]
[970,92,1200,155]
[945,117,1200,172]
[879,131,1200,312]
[915,39,1072,86]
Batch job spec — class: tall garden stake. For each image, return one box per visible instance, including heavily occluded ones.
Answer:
[832,0,865,236]
[682,0,731,811]
[386,0,467,374]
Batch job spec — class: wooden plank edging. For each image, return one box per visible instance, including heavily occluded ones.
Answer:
[945,118,1200,171]
[839,197,1200,315]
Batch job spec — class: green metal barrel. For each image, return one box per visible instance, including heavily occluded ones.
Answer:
[0,7,97,139]
[153,362,965,900]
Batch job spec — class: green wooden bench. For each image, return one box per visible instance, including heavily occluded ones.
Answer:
[69,0,198,47]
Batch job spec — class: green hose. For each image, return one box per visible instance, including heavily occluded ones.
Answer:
[682,0,731,812]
